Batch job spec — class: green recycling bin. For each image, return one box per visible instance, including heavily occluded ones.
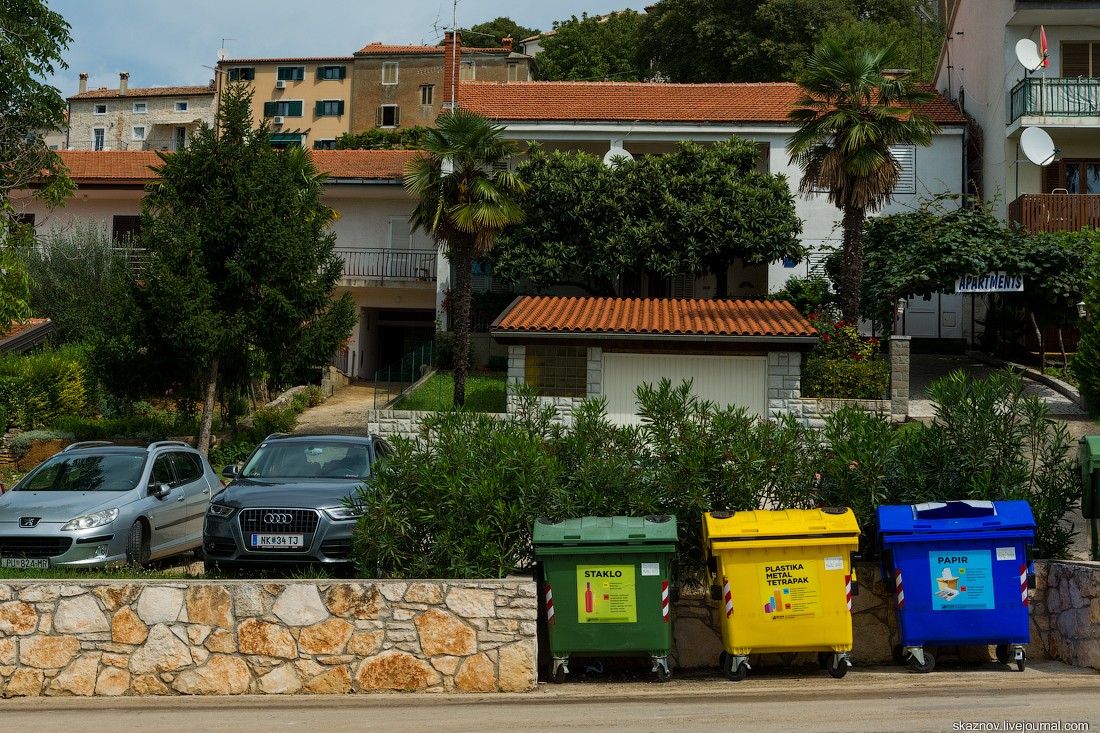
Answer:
[533,515,678,683]
[1078,436,1100,561]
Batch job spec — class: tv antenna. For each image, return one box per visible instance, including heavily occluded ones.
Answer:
[1015,126,1060,198]
[602,146,634,168]
[217,38,235,61]
[1015,39,1045,73]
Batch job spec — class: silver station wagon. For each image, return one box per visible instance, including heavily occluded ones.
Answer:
[0,440,222,568]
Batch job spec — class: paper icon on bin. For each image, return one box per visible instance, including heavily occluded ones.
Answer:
[936,567,960,593]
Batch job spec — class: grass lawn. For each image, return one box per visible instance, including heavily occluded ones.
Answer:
[395,372,507,412]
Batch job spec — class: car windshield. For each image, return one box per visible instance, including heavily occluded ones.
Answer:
[17,454,146,492]
[241,441,371,480]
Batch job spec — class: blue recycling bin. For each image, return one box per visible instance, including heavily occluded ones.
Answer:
[877,500,1035,673]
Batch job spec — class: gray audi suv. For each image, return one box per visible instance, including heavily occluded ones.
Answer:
[202,433,391,574]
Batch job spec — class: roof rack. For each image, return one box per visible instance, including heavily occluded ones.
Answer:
[62,440,115,452]
[263,433,291,440]
[146,440,192,449]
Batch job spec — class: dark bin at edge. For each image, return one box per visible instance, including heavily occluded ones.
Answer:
[1078,436,1100,560]
[533,515,678,683]
[877,500,1036,673]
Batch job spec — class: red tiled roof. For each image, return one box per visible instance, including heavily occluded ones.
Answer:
[53,150,417,184]
[460,81,968,125]
[310,149,420,179]
[354,42,510,55]
[219,56,353,64]
[70,86,212,100]
[1,318,52,340]
[492,296,817,338]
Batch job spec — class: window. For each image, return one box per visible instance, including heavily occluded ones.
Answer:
[313,139,337,150]
[112,215,141,242]
[268,133,304,149]
[149,455,174,489]
[890,145,916,194]
[133,102,147,113]
[377,104,400,127]
[460,61,475,81]
[175,101,188,112]
[382,62,398,85]
[507,62,521,81]
[420,85,434,106]
[168,453,203,484]
[175,126,186,150]
[93,128,105,151]
[1044,159,1100,194]
[93,103,107,115]
[263,100,305,117]
[131,126,145,142]
[524,346,587,397]
[277,66,305,81]
[228,67,255,81]
[1063,41,1100,77]
[315,99,345,116]
[15,213,35,228]
[317,65,346,80]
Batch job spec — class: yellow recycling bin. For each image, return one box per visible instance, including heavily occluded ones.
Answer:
[702,507,861,681]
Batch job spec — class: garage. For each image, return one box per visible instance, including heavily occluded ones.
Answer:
[601,352,767,425]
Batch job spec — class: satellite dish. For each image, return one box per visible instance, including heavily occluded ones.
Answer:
[1015,39,1044,72]
[217,48,228,61]
[1021,126,1058,166]
[602,146,634,167]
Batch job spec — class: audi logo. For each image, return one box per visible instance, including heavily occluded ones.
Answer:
[263,513,294,524]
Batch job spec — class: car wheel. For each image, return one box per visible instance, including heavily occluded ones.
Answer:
[125,521,150,566]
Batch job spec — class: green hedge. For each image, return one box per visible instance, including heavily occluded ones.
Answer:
[801,356,890,399]
[0,347,90,430]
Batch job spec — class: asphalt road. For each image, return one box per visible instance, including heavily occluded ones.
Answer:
[5,662,1098,733]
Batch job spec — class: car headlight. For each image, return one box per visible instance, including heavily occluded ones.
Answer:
[207,503,235,518]
[61,508,119,531]
[323,505,363,521]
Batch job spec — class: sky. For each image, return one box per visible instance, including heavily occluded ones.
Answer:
[45,0,641,98]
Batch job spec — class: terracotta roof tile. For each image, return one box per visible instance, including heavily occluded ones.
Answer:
[220,56,354,64]
[53,150,417,184]
[1,318,52,340]
[492,296,817,338]
[354,42,510,55]
[460,81,968,125]
[70,86,213,100]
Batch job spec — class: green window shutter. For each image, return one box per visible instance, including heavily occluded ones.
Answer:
[295,67,304,80]
[393,106,400,126]
[263,101,276,117]
[289,100,303,116]
[315,100,324,116]
[338,100,345,115]
[316,65,324,78]
[376,106,383,126]
[338,65,347,79]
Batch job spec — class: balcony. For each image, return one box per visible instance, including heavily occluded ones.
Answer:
[1010,77,1100,123]
[1008,193,1100,233]
[334,248,436,283]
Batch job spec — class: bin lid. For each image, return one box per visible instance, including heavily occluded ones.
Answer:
[532,515,678,547]
[876,500,1036,534]
[701,507,860,542]
[1079,435,1100,468]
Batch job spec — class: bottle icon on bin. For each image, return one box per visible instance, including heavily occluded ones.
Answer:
[585,582,594,613]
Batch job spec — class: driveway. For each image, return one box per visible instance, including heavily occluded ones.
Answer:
[291,382,395,436]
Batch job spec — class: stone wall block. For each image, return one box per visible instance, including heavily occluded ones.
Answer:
[258,663,303,694]
[0,601,37,635]
[130,674,169,695]
[347,631,383,656]
[445,588,495,618]
[304,665,352,694]
[95,666,130,696]
[405,583,443,604]
[135,586,184,625]
[299,617,354,655]
[47,652,99,696]
[186,586,233,628]
[415,609,476,656]
[172,655,250,695]
[325,584,385,618]
[93,585,139,612]
[355,650,439,691]
[53,595,109,635]
[238,618,297,659]
[19,635,80,669]
[232,584,267,617]
[5,668,45,696]
[129,625,192,674]
[0,636,15,665]
[274,584,330,626]
[497,642,536,692]
[454,652,495,691]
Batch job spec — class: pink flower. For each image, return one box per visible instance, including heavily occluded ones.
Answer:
[849,461,858,470]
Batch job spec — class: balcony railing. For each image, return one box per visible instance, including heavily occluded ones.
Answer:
[67,140,130,151]
[334,248,436,282]
[1008,193,1100,233]
[1010,77,1100,122]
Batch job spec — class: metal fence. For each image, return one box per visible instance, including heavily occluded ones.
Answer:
[1010,77,1100,122]
[333,248,436,281]
[373,340,435,408]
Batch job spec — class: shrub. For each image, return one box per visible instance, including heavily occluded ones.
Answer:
[0,347,91,430]
[304,385,325,407]
[209,439,255,469]
[801,316,889,399]
[769,274,836,316]
[9,429,75,457]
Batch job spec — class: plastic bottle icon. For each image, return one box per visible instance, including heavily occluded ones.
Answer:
[584,582,594,613]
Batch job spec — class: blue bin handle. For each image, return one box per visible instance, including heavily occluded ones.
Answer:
[912,500,996,519]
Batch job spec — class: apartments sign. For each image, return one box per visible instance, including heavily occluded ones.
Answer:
[954,272,1024,293]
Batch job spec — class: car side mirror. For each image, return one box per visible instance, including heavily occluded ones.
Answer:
[221,465,240,479]
[151,483,172,500]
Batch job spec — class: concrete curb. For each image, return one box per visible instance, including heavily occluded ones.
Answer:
[966,350,1088,411]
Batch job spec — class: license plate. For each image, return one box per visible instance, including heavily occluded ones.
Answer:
[250,534,304,549]
[1,557,49,569]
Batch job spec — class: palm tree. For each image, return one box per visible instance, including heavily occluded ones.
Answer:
[405,109,527,407]
[788,40,940,324]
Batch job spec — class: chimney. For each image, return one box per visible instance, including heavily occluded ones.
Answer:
[502,36,513,52]
[78,73,88,94]
[443,30,462,110]
[119,72,129,96]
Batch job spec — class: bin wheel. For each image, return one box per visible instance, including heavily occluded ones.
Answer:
[910,651,935,674]
[550,665,567,684]
[995,644,1011,664]
[656,666,672,683]
[827,654,848,679]
[817,652,831,669]
[723,656,748,682]
[891,645,906,665]
[1016,652,1026,673]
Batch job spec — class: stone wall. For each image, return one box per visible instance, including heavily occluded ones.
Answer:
[1030,561,1100,670]
[0,579,536,697]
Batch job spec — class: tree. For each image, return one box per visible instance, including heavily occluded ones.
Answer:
[493,139,804,297]
[104,82,355,452]
[405,109,526,407]
[1,1,75,326]
[453,17,538,48]
[637,0,944,83]
[537,11,645,82]
[787,40,939,323]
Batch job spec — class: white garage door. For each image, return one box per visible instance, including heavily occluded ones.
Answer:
[601,353,768,426]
